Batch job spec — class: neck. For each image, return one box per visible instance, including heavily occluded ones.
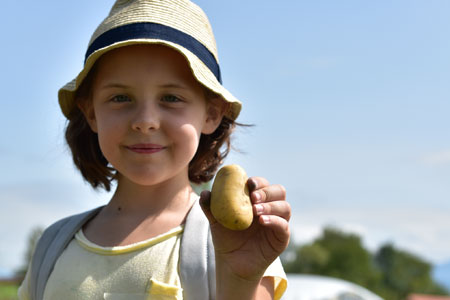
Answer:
[82,171,198,246]
[106,171,196,218]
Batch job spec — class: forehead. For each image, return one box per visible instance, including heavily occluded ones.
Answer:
[93,44,201,87]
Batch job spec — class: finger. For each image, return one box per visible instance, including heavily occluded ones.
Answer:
[253,200,291,221]
[251,184,286,204]
[199,190,217,225]
[247,176,270,192]
[259,215,290,251]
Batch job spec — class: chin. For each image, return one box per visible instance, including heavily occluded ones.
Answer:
[119,167,189,188]
[126,174,170,187]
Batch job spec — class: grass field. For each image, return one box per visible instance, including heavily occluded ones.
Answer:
[0,283,18,300]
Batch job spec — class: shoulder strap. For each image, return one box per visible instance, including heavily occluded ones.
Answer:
[180,200,216,300]
[29,207,102,300]
[29,202,215,300]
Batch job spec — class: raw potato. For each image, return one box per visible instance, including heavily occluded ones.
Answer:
[210,164,253,230]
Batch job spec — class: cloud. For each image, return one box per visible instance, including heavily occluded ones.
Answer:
[290,206,450,265]
[422,150,450,166]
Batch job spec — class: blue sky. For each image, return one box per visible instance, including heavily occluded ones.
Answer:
[1,0,450,278]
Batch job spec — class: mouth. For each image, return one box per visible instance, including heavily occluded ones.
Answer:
[126,143,166,154]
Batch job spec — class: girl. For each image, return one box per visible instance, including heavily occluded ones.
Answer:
[19,1,291,299]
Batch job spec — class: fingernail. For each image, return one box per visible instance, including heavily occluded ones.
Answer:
[248,179,257,191]
[255,204,264,215]
[253,192,261,203]
[261,215,270,224]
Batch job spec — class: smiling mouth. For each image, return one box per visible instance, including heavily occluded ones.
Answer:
[127,144,165,154]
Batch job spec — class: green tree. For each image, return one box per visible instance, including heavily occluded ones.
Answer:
[312,227,380,288]
[281,227,448,300]
[283,227,380,288]
[283,242,329,274]
[374,243,448,299]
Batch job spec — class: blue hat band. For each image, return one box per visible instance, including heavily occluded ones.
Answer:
[85,22,222,83]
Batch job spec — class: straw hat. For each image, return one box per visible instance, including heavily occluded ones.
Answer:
[58,0,241,120]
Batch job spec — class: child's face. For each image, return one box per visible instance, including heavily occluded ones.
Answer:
[82,44,223,186]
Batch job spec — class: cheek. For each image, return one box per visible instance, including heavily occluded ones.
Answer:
[95,109,126,135]
[95,112,125,155]
[167,110,206,150]
[177,123,202,152]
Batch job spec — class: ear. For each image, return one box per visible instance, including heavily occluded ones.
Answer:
[77,99,98,133]
[202,97,228,135]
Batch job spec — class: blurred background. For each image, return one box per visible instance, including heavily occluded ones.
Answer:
[1,1,449,299]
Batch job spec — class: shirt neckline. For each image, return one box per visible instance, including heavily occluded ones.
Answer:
[75,225,184,255]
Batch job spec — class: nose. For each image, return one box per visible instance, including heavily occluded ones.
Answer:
[131,102,160,133]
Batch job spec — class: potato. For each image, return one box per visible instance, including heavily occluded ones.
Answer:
[210,164,253,230]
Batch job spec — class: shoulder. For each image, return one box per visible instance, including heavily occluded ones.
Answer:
[39,207,104,246]
[33,206,104,267]
[24,207,104,300]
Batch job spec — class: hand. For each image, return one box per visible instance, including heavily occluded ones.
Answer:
[199,176,291,281]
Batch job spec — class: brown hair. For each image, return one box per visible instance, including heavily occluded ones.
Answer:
[65,68,237,192]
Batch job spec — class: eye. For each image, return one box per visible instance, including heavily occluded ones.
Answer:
[161,94,182,103]
[111,94,131,103]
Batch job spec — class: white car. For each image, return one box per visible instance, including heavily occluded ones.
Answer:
[282,274,384,300]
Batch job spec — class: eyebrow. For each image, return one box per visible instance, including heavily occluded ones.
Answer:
[158,83,189,90]
[99,82,129,90]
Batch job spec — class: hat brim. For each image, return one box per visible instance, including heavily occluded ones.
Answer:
[58,39,242,120]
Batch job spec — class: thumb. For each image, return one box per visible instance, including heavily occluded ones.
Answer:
[199,190,217,225]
